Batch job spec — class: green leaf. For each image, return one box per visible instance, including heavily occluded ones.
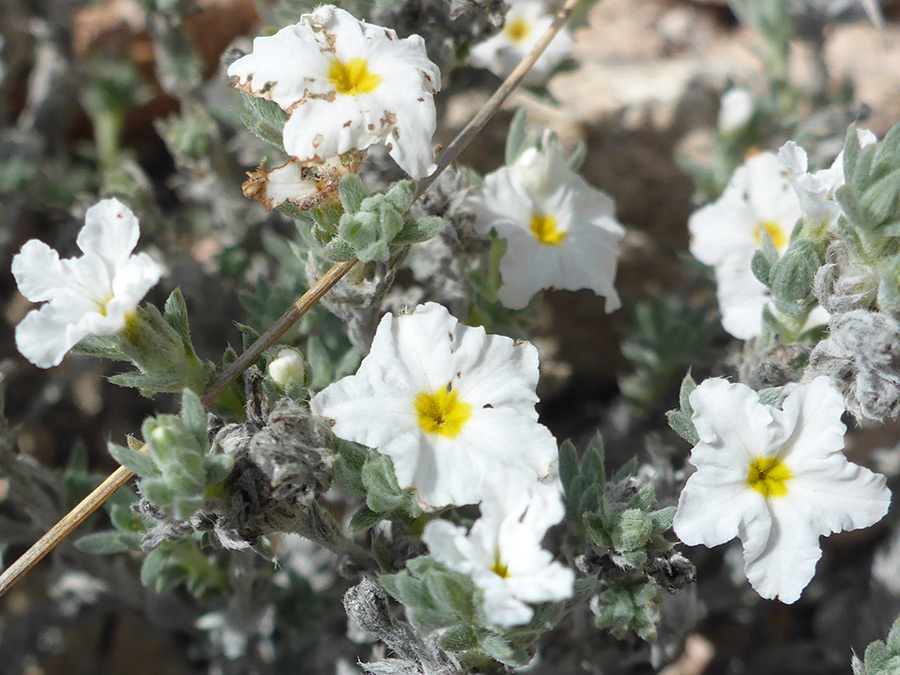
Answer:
[75,334,128,361]
[384,179,416,213]
[505,107,529,166]
[349,505,383,532]
[240,93,288,149]
[666,372,698,445]
[333,442,368,497]
[361,454,407,513]
[581,435,606,489]
[438,625,478,652]
[140,548,168,587]
[180,389,207,448]
[770,240,819,303]
[108,441,159,478]
[338,173,368,214]
[163,288,192,345]
[649,506,676,533]
[423,569,474,620]
[75,531,135,555]
[751,249,772,286]
[886,614,900,652]
[615,509,652,551]
[203,454,234,485]
[478,632,529,667]
[394,215,443,245]
[558,440,580,504]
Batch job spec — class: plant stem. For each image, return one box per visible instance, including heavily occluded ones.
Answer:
[0,0,584,597]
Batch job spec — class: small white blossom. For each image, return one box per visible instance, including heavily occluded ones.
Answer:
[778,128,877,233]
[470,131,625,310]
[688,152,802,339]
[673,377,891,604]
[469,0,574,86]
[267,348,306,388]
[11,198,164,368]
[227,5,440,178]
[717,87,755,136]
[422,478,574,626]
[309,302,557,509]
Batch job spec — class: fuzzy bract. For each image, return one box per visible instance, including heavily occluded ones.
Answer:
[309,302,557,509]
[12,198,164,368]
[778,129,877,234]
[673,377,891,603]
[469,0,573,86]
[688,151,802,339]
[227,5,441,179]
[470,131,625,310]
[422,478,574,626]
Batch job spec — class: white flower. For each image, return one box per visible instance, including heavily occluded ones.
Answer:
[267,348,306,388]
[11,198,164,368]
[470,131,625,310]
[717,87,754,136]
[227,5,440,179]
[309,302,557,509]
[688,152,802,339]
[422,478,574,626]
[673,377,891,604]
[469,0,574,86]
[778,128,877,233]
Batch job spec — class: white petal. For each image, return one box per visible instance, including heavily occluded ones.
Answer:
[777,141,809,176]
[674,472,770,550]
[451,325,540,414]
[713,252,768,340]
[777,376,847,464]
[422,520,471,570]
[481,584,534,626]
[505,562,574,603]
[743,498,822,603]
[107,253,164,320]
[688,378,784,462]
[226,23,330,109]
[77,198,140,269]
[688,195,758,267]
[11,240,69,303]
[786,463,890,537]
[15,306,86,368]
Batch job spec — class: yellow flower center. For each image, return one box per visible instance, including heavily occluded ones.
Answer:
[94,294,114,317]
[530,213,566,245]
[505,18,532,43]
[328,57,381,96]
[747,456,792,498]
[414,386,471,438]
[753,220,788,251]
[491,555,510,578]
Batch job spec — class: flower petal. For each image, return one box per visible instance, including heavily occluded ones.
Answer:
[688,378,784,463]
[742,498,822,603]
[77,198,140,269]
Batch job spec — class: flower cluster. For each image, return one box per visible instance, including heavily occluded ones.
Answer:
[311,302,573,623]
[422,478,574,626]
[673,377,890,603]
[227,5,441,179]
[688,151,802,339]
[469,0,574,86]
[12,198,163,368]
[470,129,625,310]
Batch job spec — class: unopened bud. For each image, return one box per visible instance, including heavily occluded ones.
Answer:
[267,348,305,389]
